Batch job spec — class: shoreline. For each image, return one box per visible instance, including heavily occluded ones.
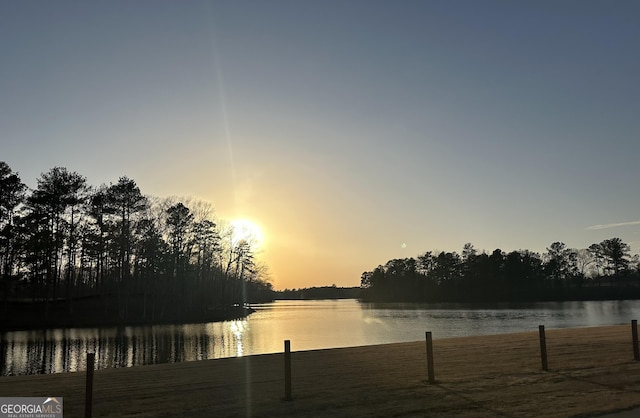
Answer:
[0,301,256,332]
[2,325,640,417]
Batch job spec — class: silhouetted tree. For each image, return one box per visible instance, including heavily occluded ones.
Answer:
[192,219,219,281]
[461,243,477,262]
[83,186,110,289]
[105,177,147,319]
[545,242,577,282]
[599,238,631,276]
[166,202,194,279]
[134,217,167,319]
[106,177,147,283]
[575,248,595,278]
[25,167,87,311]
[0,162,27,305]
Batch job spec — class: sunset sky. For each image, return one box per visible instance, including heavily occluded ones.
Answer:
[2,1,639,289]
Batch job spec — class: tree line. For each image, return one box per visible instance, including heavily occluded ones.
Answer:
[360,241,640,302]
[275,286,361,300]
[0,162,274,329]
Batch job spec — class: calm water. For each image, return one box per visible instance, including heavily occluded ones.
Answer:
[3,299,640,375]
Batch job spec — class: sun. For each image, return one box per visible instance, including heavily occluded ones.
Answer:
[229,218,265,248]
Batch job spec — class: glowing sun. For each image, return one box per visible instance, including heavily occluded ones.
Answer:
[229,218,264,248]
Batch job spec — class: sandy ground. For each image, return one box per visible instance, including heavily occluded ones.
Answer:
[1,325,640,417]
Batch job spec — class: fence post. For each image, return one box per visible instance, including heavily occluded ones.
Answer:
[0,333,4,374]
[85,352,95,418]
[632,320,639,361]
[539,325,548,371]
[284,340,292,401]
[425,332,435,384]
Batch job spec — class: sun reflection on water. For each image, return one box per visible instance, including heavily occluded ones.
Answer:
[228,320,247,357]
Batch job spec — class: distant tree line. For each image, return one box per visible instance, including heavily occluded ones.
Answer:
[275,285,361,300]
[0,162,273,329]
[360,241,640,302]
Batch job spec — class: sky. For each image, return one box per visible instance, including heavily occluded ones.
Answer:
[1,1,639,290]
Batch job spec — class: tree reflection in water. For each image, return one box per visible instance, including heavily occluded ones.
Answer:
[1,320,250,375]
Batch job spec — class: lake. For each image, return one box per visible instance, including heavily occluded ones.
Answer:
[3,299,640,375]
